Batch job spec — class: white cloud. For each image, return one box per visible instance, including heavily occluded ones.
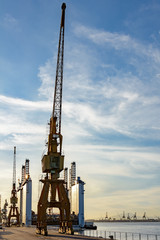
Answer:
[0,94,51,111]
[38,58,55,100]
[63,101,113,131]
[0,95,49,152]
[65,144,160,178]
[33,24,160,145]
[74,24,160,64]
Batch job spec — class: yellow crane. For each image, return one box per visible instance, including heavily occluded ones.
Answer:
[36,3,73,236]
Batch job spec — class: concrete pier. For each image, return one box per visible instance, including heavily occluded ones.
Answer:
[0,226,106,240]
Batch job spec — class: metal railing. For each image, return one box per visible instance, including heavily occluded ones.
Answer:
[79,230,160,240]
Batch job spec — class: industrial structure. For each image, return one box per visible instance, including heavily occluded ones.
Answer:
[7,146,20,227]
[62,162,85,227]
[36,3,73,236]
[70,177,85,227]
[95,211,157,222]
[70,162,76,187]
[69,162,85,228]
[17,159,32,226]
[69,162,76,204]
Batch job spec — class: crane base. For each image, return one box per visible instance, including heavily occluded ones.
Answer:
[7,205,20,227]
[36,178,73,235]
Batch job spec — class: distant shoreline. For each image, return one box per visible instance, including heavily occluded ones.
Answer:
[93,219,160,223]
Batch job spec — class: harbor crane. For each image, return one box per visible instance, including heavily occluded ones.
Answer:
[2,199,8,226]
[143,212,146,220]
[133,212,137,220]
[8,146,20,227]
[36,3,73,236]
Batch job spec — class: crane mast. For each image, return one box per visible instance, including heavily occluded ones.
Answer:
[37,3,73,235]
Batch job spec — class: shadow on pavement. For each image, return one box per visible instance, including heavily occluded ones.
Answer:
[0,229,14,236]
[48,233,98,240]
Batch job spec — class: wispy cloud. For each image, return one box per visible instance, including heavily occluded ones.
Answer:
[1,14,19,30]
[38,57,57,100]
[62,25,160,140]
[65,144,160,178]
[74,24,160,64]
[34,24,160,189]
[37,30,160,140]
[0,95,50,151]
[0,95,51,111]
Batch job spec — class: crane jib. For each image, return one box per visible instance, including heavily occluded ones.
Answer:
[52,5,65,139]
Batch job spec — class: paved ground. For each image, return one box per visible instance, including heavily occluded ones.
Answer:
[0,226,105,240]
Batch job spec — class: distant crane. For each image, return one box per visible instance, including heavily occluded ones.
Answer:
[122,211,126,219]
[127,213,131,220]
[36,3,73,236]
[105,212,108,219]
[143,212,146,220]
[133,212,137,220]
[2,199,8,226]
[7,147,20,226]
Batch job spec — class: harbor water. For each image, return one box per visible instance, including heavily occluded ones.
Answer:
[81,222,160,240]
[94,222,160,235]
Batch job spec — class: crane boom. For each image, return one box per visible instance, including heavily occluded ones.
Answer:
[48,3,66,156]
[53,3,66,135]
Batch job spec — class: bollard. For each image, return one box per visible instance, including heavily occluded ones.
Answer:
[96,230,98,237]
[126,232,128,240]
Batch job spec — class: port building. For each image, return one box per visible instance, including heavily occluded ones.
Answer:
[68,162,85,228]
[71,176,85,227]
[17,159,32,226]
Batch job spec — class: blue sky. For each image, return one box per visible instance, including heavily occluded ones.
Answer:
[0,0,160,219]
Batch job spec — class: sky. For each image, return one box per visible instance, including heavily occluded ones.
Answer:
[0,0,160,220]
